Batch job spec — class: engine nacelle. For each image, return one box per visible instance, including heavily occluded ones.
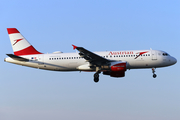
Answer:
[110,62,126,72]
[103,71,125,77]
[103,61,127,77]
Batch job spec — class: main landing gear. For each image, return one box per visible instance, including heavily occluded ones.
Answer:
[152,68,157,78]
[94,67,101,83]
[94,70,101,83]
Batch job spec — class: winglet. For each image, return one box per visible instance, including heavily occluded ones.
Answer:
[72,44,77,50]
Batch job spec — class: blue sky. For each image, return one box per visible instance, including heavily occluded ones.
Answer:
[0,0,180,120]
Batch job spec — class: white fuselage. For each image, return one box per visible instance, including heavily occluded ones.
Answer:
[5,50,177,72]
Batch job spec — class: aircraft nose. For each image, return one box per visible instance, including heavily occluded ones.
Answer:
[171,57,177,65]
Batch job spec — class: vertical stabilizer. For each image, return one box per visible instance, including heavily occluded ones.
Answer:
[7,28,42,56]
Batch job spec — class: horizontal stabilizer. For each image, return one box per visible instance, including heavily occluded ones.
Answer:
[6,54,29,61]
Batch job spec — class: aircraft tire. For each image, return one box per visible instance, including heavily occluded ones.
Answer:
[94,73,99,83]
[94,78,99,83]
[153,74,157,78]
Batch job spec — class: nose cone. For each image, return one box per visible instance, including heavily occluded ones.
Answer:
[170,57,177,65]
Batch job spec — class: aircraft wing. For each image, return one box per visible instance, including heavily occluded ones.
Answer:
[72,45,111,66]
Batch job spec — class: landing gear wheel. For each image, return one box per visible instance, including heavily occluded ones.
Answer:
[153,74,157,78]
[94,71,100,83]
[94,73,99,78]
[94,78,99,83]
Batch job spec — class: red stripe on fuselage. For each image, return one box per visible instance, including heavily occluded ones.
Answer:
[14,45,42,56]
[135,51,148,59]
[7,28,20,34]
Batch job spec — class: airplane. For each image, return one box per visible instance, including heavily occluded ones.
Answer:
[4,28,177,83]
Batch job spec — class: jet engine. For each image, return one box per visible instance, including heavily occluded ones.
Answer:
[103,62,127,77]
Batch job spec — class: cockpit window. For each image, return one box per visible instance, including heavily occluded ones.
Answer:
[162,53,169,56]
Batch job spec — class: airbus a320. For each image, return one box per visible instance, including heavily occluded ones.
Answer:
[5,28,177,82]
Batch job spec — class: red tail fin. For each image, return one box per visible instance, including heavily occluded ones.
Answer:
[7,28,42,56]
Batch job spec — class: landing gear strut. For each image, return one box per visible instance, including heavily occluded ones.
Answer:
[152,68,157,78]
[94,67,101,83]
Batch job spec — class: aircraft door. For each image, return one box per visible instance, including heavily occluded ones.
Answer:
[151,50,157,60]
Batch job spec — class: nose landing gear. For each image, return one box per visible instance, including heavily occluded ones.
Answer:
[152,68,157,78]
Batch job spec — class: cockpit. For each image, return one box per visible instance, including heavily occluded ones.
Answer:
[162,53,169,56]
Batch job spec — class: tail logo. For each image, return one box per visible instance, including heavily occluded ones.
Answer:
[13,38,23,46]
